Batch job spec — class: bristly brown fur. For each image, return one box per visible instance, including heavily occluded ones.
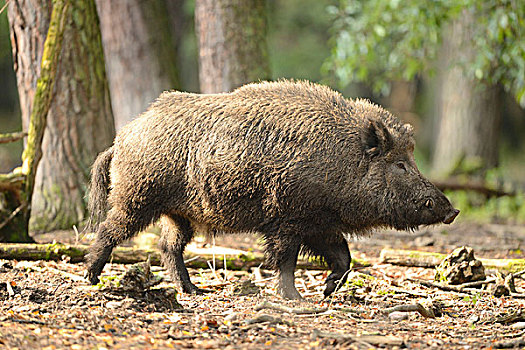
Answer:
[87,146,113,232]
[85,80,458,299]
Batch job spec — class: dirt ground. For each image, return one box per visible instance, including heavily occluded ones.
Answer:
[1,221,525,349]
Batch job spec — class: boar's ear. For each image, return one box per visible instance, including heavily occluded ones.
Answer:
[362,120,393,158]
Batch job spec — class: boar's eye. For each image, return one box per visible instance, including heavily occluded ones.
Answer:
[396,162,407,172]
[424,198,434,209]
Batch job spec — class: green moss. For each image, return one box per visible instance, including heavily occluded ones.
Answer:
[408,251,446,259]
[238,252,256,262]
[481,259,525,273]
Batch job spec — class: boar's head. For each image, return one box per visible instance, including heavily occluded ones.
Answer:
[358,117,459,231]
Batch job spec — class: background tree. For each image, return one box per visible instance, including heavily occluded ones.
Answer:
[95,0,183,130]
[7,0,115,232]
[195,0,270,93]
[326,0,525,176]
[0,4,20,172]
[433,9,502,175]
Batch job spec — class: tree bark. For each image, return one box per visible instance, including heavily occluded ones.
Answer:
[195,0,270,93]
[432,9,502,177]
[95,0,181,130]
[8,0,115,233]
[1,0,69,242]
[7,0,52,134]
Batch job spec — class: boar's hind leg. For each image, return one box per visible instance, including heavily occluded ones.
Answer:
[264,233,303,300]
[159,214,201,294]
[86,207,155,285]
[302,234,351,297]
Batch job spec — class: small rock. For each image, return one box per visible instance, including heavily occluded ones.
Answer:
[435,246,486,284]
[492,272,511,297]
[231,280,260,296]
[119,257,163,291]
[106,300,123,309]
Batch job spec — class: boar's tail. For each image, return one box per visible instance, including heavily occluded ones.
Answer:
[87,146,114,232]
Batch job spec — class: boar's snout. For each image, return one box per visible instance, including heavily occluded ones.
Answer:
[416,186,459,227]
[443,208,460,224]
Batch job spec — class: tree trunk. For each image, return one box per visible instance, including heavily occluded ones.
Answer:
[7,0,52,134]
[95,0,181,130]
[8,0,115,233]
[432,10,502,177]
[195,0,270,93]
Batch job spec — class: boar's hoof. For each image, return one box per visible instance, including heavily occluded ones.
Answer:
[323,273,345,297]
[277,284,303,300]
[85,270,100,285]
[323,283,336,298]
[181,282,207,295]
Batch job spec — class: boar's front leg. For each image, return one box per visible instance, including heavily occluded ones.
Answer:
[302,233,351,297]
[264,232,303,300]
[86,206,157,285]
[159,214,202,294]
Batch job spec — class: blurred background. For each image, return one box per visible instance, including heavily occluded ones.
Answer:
[0,0,524,237]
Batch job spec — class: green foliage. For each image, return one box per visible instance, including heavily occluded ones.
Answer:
[446,190,525,223]
[326,0,525,106]
[268,0,332,82]
[463,294,479,306]
[96,275,121,289]
[0,7,9,61]
[446,167,525,223]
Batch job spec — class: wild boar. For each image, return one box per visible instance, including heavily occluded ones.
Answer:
[85,80,459,299]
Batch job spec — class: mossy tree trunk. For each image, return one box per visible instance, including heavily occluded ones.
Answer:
[432,9,502,177]
[95,0,182,130]
[8,0,115,233]
[1,0,69,242]
[195,0,270,93]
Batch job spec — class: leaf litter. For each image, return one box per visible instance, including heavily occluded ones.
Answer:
[1,222,524,349]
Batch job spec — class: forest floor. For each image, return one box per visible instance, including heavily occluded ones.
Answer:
[1,221,525,349]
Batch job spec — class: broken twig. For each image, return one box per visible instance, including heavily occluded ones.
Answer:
[0,131,27,144]
[245,314,292,326]
[255,300,327,315]
[383,303,436,318]
[0,203,26,231]
[6,281,15,297]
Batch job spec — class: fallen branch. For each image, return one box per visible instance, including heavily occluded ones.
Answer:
[433,179,515,198]
[0,243,329,271]
[244,314,292,326]
[380,248,444,268]
[383,303,436,318]
[0,132,27,144]
[455,278,497,289]
[407,278,468,294]
[381,248,525,273]
[255,300,328,315]
[45,266,88,282]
